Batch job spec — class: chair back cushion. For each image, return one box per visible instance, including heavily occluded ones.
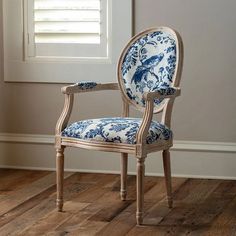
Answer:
[118,27,182,112]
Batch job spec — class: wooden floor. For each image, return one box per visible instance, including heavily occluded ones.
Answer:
[0,170,236,236]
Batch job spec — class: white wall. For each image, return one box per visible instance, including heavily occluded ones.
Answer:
[0,0,236,179]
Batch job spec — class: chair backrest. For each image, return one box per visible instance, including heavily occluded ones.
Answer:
[117,27,183,113]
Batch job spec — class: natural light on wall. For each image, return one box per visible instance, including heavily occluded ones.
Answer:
[3,0,132,83]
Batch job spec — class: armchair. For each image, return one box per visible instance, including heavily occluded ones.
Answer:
[55,27,183,225]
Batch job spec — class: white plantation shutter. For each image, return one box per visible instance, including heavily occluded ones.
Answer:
[26,0,108,59]
[34,0,101,44]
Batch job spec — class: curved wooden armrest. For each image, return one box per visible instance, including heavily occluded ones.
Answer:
[55,93,74,138]
[62,82,119,94]
[55,82,120,144]
[143,87,181,101]
[136,87,181,152]
[136,99,154,152]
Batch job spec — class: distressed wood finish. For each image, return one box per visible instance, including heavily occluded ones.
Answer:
[136,157,146,225]
[56,148,64,212]
[55,27,184,224]
[120,153,128,201]
[120,98,130,201]
[1,170,236,235]
[163,149,173,208]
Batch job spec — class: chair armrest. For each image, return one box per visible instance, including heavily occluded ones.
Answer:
[136,98,154,152]
[62,81,119,94]
[143,87,181,101]
[136,87,180,151]
[55,81,119,142]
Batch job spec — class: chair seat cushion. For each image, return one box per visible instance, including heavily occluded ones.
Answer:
[62,117,172,145]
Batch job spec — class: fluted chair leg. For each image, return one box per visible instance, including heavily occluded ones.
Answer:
[162,149,173,208]
[136,157,145,225]
[56,148,64,212]
[120,153,128,201]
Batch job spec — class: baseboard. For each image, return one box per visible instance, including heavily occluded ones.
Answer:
[0,133,53,145]
[0,132,235,153]
[173,140,236,153]
[1,164,236,180]
[0,132,236,180]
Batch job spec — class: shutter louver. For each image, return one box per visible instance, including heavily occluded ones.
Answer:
[34,0,101,44]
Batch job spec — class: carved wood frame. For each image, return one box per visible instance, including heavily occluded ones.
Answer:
[55,27,184,225]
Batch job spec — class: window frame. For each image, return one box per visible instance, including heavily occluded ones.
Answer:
[3,0,133,83]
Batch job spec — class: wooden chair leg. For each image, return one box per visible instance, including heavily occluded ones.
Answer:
[120,153,128,201]
[136,157,145,225]
[162,149,173,208]
[56,148,64,212]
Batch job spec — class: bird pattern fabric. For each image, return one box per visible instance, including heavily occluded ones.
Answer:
[121,30,177,108]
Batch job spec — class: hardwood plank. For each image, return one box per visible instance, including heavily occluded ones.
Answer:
[0,172,73,216]
[127,225,210,236]
[128,180,236,236]
[17,201,89,236]
[182,180,236,226]
[0,173,95,235]
[158,179,221,226]
[89,200,133,222]
[97,177,186,236]
[0,172,90,228]
[0,191,59,235]
[52,174,131,235]
[145,177,187,204]
[54,202,105,235]
[172,179,219,204]
[124,179,187,235]
[126,179,219,236]
[52,175,157,235]
[203,227,236,236]
[72,174,120,203]
[0,169,18,178]
[1,170,236,236]
[0,169,50,197]
[5,173,118,235]
[127,225,171,236]
[203,195,236,236]
[69,220,109,236]
[130,177,187,226]
[0,184,56,228]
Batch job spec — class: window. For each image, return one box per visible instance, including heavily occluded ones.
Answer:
[3,0,132,82]
[25,0,109,59]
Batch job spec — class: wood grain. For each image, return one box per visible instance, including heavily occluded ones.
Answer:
[0,169,49,198]
[1,170,236,236]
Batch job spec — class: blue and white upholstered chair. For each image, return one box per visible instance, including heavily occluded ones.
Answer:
[55,27,183,225]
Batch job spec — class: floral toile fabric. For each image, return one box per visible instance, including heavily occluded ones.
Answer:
[121,30,177,107]
[62,117,172,144]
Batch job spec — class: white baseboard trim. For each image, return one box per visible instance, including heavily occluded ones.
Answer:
[1,133,236,180]
[0,133,54,145]
[1,165,236,180]
[173,140,236,153]
[0,132,236,153]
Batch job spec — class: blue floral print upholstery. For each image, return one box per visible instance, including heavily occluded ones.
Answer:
[62,117,172,144]
[76,81,97,90]
[121,30,177,107]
